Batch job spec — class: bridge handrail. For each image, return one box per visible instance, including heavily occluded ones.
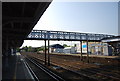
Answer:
[27,30,114,41]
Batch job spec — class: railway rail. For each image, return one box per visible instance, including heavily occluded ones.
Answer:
[49,55,120,81]
[52,61,120,81]
[24,56,66,81]
[26,56,97,81]
[22,52,120,81]
[33,56,120,81]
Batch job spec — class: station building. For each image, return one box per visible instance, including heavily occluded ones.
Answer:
[76,42,113,56]
[50,44,64,53]
[101,36,120,56]
[64,47,77,54]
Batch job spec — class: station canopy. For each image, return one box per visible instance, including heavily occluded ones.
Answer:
[2,2,51,48]
[101,36,120,43]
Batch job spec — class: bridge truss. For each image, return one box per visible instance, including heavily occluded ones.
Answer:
[27,30,114,41]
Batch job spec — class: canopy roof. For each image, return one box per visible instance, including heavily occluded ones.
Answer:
[50,44,64,49]
[2,2,51,48]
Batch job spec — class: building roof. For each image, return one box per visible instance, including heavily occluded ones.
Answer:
[64,47,76,50]
[101,36,120,43]
[50,44,64,49]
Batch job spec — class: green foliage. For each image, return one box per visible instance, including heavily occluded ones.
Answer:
[63,44,67,47]
[21,46,49,52]
[37,47,44,51]
[22,46,28,52]
[83,41,86,43]
[28,46,32,52]
[63,44,70,47]
[37,47,48,52]
[16,47,20,52]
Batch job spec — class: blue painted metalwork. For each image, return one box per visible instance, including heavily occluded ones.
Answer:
[27,30,114,41]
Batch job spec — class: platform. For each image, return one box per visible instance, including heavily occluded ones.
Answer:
[2,52,34,81]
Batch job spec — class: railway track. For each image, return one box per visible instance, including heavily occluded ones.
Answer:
[24,56,65,81]
[26,56,97,81]
[22,53,120,81]
[49,56,120,81]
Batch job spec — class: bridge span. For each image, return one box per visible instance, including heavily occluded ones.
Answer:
[26,30,115,65]
[27,30,114,41]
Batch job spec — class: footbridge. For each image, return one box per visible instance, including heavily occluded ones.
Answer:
[27,30,114,41]
[26,30,115,65]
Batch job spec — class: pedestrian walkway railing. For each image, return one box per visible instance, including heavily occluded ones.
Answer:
[27,30,114,41]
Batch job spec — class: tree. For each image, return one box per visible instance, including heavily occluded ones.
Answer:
[16,47,20,52]
[63,44,70,47]
[23,46,28,52]
[37,47,44,51]
[28,46,32,52]
[63,44,67,47]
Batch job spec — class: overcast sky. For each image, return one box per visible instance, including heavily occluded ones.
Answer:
[21,1,118,47]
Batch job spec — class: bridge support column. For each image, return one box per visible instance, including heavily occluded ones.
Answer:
[5,38,10,57]
[80,41,83,61]
[44,40,47,65]
[95,42,97,54]
[48,40,50,66]
[87,40,89,63]
[100,42,103,55]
